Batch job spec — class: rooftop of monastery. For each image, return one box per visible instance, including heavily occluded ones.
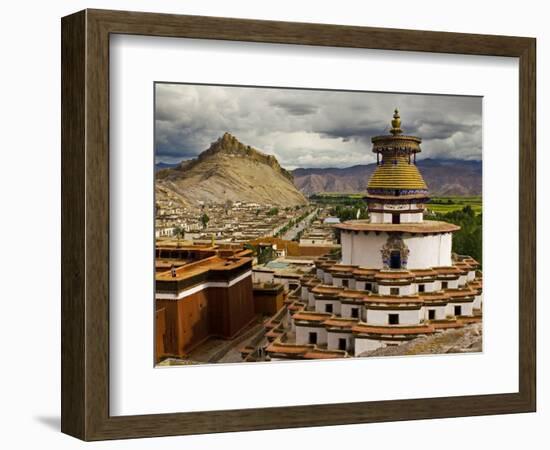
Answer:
[335,219,461,234]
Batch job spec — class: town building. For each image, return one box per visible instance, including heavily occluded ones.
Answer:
[155,245,257,362]
[264,110,483,360]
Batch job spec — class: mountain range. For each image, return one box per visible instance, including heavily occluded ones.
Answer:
[156,134,482,205]
[292,159,481,196]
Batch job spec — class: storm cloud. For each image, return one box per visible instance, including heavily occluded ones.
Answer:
[155,83,482,169]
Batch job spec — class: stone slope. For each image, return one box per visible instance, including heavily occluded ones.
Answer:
[156,133,307,207]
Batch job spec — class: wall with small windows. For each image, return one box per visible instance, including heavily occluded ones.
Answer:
[423,305,447,321]
[365,308,422,325]
[327,331,354,352]
[314,299,341,315]
[332,277,356,289]
[438,278,460,289]
[355,280,376,292]
[446,301,474,317]
[378,284,415,296]
[341,303,363,320]
[415,281,437,293]
[295,325,327,346]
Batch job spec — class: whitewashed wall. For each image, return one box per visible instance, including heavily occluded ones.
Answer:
[355,337,385,354]
[473,294,483,309]
[341,303,363,320]
[314,299,341,315]
[378,284,415,296]
[253,270,274,284]
[341,232,387,267]
[327,331,354,352]
[295,325,327,345]
[415,281,437,293]
[332,277,356,289]
[366,308,421,325]
[403,233,453,269]
[307,291,316,308]
[446,302,474,317]
[341,231,453,269]
[422,305,447,321]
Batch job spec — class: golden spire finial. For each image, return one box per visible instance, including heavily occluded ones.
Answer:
[390,108,402,135]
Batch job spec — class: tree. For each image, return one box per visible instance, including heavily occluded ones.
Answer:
[173,225,185,248]
[433,206,482,266]
[200,213,210,229]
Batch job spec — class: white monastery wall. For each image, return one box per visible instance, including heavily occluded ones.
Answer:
[295,325,327,346]
[366,308,421,325]
[340,303,363,320]
[378,284,415,296]
[314,299,341,315]
[341,231,453,269]
[252,270,274,284]
[403,233,452,269]
[423,305,447,320]
[327,332,353,352]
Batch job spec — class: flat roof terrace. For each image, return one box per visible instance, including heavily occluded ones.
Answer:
[335,219,460,234]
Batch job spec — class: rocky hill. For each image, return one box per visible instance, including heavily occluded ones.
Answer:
[292,159,482,196]
[360,322,482,357]
[156,133,308,207]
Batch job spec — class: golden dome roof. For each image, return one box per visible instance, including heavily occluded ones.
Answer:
[367,110,428,191]
[367,157,427,190]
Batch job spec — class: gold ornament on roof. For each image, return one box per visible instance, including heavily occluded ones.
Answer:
[390,108,403,135]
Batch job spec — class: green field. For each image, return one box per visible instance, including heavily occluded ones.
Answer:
[426,196,482,215]
[311,193,482,214]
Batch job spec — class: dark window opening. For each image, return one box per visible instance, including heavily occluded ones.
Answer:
[428,309,436,320]
[388,314,399,325]
[454,305,462,316]
[390,287,399,296]
[366,282,372,291]
[342,279,349,288]
[389,251,402,269]
[338,338,347,351]
[392,213,401,224]
[325,304,333,313]
[418,284,425,293]
[309,332,317,344]
[441,281,448,289]
[351,308,359,318]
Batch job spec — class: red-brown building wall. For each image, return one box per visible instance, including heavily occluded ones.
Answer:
[156,275,255,358]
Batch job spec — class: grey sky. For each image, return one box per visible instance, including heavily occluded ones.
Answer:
[155,83,482,169]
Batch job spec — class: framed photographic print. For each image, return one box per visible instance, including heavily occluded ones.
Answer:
[61,9,536,441]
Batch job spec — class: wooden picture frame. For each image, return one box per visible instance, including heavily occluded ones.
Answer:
[61,9,536,441]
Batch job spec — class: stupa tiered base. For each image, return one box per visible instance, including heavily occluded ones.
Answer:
[259,109,482,361]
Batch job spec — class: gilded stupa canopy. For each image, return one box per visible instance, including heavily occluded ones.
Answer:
[367,109,428,193]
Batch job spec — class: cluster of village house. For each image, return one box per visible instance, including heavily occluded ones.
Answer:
[154,110,483,364]
[155,200,313,243]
